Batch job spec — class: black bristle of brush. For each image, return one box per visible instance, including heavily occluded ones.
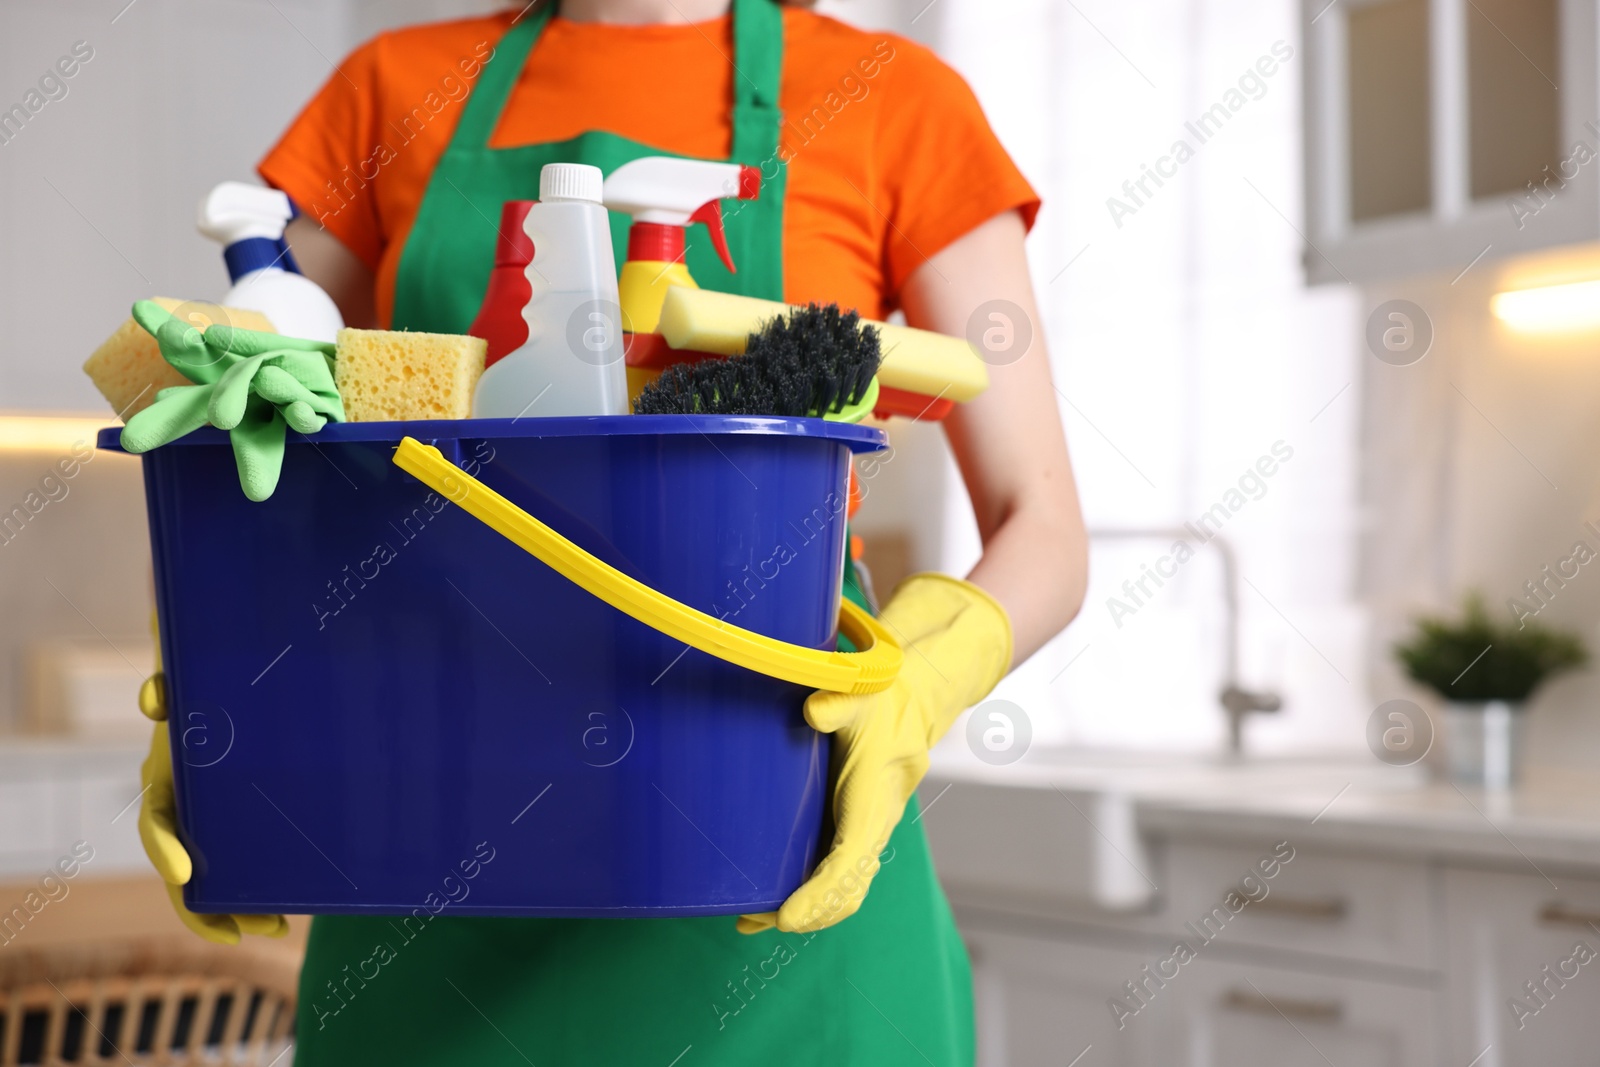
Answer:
[633,303,882,417]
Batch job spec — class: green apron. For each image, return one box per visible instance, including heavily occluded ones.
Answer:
[295,5,974,1063]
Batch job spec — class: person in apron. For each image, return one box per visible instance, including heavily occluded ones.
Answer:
[136,1,1089,1062]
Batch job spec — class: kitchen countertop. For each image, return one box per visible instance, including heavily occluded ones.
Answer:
[926,744,1600,872]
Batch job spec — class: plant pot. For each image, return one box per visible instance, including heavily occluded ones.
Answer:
[1443,700,1525,789]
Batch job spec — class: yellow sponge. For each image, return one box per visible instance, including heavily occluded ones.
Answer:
[83,298,276,420]
[656,286,990,403]
[334,329,486,422]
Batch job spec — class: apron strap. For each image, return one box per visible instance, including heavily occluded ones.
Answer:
[453,7,553,149]
[729,0,784,167]
[455,0,781,161]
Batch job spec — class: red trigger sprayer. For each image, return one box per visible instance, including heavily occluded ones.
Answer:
[602,156,760,340]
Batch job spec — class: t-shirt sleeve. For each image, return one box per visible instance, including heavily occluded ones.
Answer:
[258,37,386,270]
[874,40,1040,298]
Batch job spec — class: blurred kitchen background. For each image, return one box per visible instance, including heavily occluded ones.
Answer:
[6,0,1600,1064]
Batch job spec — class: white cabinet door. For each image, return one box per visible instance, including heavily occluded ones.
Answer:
[1163,840,1434,970]
[963,927,1175,1067]
[1166,955,1438,1067]
[1442,866,1600,1067]
[1299,0,1600,283]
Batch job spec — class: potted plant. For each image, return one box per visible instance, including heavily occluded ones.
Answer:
[1394,593,1587,788]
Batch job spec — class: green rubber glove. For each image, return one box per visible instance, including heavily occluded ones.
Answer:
[120,301,344,501]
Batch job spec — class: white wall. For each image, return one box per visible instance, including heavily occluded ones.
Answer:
[0,0,355,411]
[1361,242,1600,772]
[349,0,505,40]
[0,0,369,728]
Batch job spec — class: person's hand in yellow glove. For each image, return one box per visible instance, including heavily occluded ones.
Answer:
[738,573,1012,935]
[137,637,288,945]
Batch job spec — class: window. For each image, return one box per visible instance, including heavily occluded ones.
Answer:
[929,0,1366,752]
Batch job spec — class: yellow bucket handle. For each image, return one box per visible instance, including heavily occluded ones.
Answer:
[392,437,901,695]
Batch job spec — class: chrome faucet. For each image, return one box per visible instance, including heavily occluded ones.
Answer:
[1089,528,1283,755]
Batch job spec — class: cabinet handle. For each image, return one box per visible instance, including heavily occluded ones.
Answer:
[1221,989,1343,1023]
[1249,895,1348,922]
[1538,904,1600,930]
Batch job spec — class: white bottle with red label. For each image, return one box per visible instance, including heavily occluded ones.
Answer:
[472,163,628,419]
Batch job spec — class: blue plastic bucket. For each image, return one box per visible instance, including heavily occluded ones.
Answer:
[104,415,886,917]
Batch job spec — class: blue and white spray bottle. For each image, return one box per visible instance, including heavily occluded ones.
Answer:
[197,182,344,343]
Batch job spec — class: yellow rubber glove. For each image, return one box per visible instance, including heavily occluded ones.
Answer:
[738,573,1012,935]
[137,624,288,945]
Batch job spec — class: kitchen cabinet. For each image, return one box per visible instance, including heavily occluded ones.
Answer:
[1300,0,1599,283]
[947,844,1441,1066]
[923,752,1600,1065]
[1441,867,1600,1067]
[1168,957,1437,1067]
[933,827,1600,1065]
[1162,839,1434,968]
[963,928,1173,1067]
[956,902,1440,1067]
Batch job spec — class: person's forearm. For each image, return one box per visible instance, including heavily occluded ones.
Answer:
[943,356,1088,664]
[961,491,1087,667]
[284,215,378,329]
[899,209,1088,668]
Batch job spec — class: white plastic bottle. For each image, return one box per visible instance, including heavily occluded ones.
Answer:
[473,163,628,419]
[197,182,345,343]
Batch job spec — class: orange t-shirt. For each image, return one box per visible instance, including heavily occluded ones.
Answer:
[259,8,1037,328]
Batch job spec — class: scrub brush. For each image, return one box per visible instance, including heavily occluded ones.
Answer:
[656,286,987,419]
[633,303,881,421]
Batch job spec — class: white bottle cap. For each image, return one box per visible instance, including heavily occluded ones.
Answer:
[540,163,603,203]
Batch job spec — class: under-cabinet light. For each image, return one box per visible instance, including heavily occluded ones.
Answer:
[0,415,114,454]
[1491,279,1600,334]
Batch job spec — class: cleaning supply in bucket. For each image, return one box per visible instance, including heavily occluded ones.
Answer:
[602,156,761,401]
[117,300,344,501]
[197,182,344,344]
[335,328,487,421]
[657,286,989,420]
[602,155,760,335]
[472,164,628,419]
[634,303,880,420]
[468,200,535,368]
[84,298,277,420]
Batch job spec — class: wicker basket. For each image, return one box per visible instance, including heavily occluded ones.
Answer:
[0,938,297,1066]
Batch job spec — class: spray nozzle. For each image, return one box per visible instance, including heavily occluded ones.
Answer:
[603,157,761,274]
[198,182,305,282]
[198,182,294,244]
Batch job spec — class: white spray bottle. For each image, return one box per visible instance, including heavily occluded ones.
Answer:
[197,182,344,343]
[472,163,628,419]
